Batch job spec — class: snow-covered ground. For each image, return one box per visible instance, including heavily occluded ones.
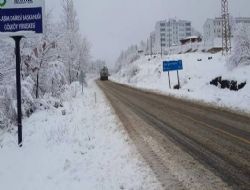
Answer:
[0,80,161,190]
[112,52,250,114]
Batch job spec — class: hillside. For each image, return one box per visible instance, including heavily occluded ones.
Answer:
[111,52,250,114]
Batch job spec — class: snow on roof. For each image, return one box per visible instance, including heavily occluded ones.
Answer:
[181,36,201,40]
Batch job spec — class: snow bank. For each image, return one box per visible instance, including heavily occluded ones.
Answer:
[0,80,161,190]
[112,52,250,114]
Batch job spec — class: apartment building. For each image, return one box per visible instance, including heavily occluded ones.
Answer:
[154,19,192,51]
[203,17,250,44]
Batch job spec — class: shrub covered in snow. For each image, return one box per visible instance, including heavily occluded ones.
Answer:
[61,81,83,101]
[0,89,16,128]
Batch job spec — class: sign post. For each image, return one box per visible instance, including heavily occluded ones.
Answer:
[177,70,180,88]
[12,35,23,146]
[163,60,183,89]
[0,0,45,147]
[168,71,171,89]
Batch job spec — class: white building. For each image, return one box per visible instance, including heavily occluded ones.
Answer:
[234,17,250,26]
[154,19,193,52]
[203,18,223,40]
[203,17,250,46]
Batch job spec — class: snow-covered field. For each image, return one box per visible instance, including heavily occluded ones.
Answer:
[112,52,250,114]
[0,80,161,190]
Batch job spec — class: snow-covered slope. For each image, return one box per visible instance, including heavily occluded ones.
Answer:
[112,52,250,114]
[0,80,161,190]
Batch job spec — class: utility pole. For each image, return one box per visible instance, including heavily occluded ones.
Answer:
[221,0,231,55]
[160,38,163,58]
[168,21,171,55]
[146,38,149,55]
[150,34,153,57]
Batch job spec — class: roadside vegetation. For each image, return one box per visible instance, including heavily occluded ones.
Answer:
[0,0,91,129]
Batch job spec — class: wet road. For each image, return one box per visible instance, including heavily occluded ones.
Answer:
[97,80,250,190]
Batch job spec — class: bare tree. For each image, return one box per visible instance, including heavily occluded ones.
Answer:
[59,0,81,84]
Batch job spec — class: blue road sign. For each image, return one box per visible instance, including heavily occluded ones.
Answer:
[0,7,43,33]
[163,60,183,72]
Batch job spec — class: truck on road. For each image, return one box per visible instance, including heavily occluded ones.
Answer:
[100,66,109,81]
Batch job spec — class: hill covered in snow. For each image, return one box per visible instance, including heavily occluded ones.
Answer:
[111,52,250,114]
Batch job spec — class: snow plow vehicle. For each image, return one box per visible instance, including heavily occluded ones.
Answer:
[100,66,109,81]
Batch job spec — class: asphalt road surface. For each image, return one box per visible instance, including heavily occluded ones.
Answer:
[97,80,250,190]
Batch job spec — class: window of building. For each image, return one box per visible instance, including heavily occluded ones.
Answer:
[160,23,166,27]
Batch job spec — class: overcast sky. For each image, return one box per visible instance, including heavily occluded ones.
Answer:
[46,0,250,65]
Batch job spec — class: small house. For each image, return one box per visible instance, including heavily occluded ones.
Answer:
[180,36,202,45]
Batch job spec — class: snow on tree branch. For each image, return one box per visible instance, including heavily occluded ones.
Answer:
[228,24,250,69]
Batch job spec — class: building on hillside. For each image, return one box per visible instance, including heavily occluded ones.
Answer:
[203,18,223,41]
[234,17,250,25]
[203,17,250,46]
[154,19,194,52]
[180,36,202,45]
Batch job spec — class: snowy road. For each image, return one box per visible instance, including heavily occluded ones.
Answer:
[98,80,250,190]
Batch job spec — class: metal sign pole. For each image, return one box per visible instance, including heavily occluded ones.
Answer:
[12,36,23,147]
[177,70,180,88]
[168,71,171,89]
